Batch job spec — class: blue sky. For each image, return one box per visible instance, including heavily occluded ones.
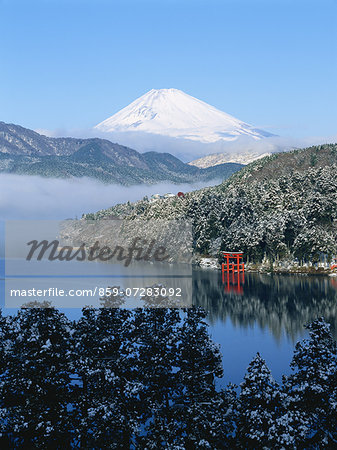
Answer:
[1,0,336,139]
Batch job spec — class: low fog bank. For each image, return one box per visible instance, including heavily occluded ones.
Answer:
[0,174,221,220]
[37,127,337,162]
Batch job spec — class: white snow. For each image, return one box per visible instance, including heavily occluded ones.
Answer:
[94,88,271,144]
[188,151,272,167]
[199,257,219,269]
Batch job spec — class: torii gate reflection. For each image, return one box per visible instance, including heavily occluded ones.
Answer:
[221,251,245,294]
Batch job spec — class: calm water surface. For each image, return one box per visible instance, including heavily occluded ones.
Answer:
[193,268,337,384]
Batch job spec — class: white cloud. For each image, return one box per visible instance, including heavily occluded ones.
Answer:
[0,174,220,220]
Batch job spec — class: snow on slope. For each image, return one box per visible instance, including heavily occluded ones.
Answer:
[188,151,272,167]
[94,88,273,144]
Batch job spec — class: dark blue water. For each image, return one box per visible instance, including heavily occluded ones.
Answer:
[193,269,337,384]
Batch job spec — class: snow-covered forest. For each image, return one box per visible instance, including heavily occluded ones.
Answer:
[0,303,336,448]
[84,144,337,268]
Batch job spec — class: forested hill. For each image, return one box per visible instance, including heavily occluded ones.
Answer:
[222,143,337,185]
[84,144,337,264]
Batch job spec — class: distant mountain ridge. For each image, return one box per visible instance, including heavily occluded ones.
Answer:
[188,151,272,167]
[0,121,243,185]
[0,121,147,164]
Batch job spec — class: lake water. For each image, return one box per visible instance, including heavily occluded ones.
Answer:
[193,268,337,385]
[1,257,337,386]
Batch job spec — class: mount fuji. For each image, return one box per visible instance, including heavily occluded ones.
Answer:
[94,88,274,144]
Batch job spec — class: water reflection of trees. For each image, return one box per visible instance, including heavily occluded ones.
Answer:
[193,270,337,342]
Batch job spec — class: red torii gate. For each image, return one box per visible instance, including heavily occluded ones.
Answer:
[221,251,244,274]
[221,251,245,294]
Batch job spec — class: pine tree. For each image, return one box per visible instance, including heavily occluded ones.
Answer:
[145,385,237,449]
[177,307,223,399]
[282,317,337,447]
[133,308,181,413]
[72,306,139,448]
[237,352,281,448]
[144,307,225,448]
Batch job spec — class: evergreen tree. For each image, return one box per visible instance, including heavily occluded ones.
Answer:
[237,352,281,448]
[144,385,237,449]
[72,305,139,448]
[282,317,337,447]
[177,307,223,400]
[144,307,226,448]
[133,308,181,414]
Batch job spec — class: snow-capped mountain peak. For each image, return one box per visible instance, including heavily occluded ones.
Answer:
[94,88,273,144]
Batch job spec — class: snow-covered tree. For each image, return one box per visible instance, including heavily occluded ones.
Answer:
[282,317,337,447]
[133,308,181,413]
[143,307,231,449]
[237,352,281,448]
[72,306,139,447]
